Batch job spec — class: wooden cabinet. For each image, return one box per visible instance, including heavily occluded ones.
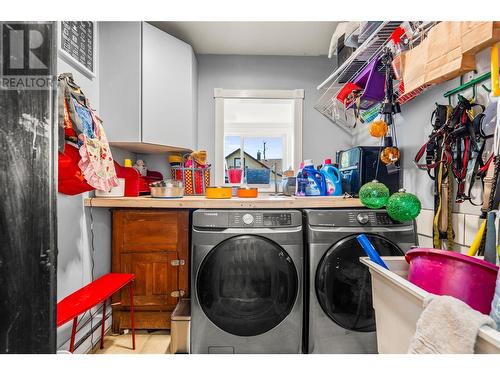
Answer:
[111,209,189,332]
[99,22,197,151]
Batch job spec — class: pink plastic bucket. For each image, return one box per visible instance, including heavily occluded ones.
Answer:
[405,248,499,314]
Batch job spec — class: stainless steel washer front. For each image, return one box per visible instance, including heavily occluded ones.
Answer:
[191,209,304,354]
[304,209,417,354]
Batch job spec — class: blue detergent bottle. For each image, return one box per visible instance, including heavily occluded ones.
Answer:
[303,160,326,196]
[320,158,343,196]
[295,162,307,196]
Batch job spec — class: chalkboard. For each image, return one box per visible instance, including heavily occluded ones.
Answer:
[59,21,95,77]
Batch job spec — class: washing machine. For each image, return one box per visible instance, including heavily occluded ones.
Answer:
[304,209,417,354]
[191,209,303,354]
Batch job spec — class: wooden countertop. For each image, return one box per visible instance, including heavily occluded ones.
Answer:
[84,195,363,209]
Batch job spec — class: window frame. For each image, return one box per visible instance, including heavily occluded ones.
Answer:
[214,88,304,190]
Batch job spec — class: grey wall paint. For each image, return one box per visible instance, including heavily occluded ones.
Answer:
[196,54,352,174]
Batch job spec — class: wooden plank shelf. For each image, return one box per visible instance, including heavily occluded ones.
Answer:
[84,195,364,209]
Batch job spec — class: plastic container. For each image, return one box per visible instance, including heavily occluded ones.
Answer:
[405,248,499,315]
[95,178,126,197]
[205,186,232,199]
[320,159,342,196]
[227,168,243,184]
[302,160,326,196]
[360,257,500,354]
[237,187,258,198]
[171,299,191,354]
[347,57,386,110]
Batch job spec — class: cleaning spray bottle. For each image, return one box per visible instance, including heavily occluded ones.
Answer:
[320,159,343,196]
[302,160,326,196]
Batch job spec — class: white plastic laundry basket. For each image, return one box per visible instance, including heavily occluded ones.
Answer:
[360,257,500,354]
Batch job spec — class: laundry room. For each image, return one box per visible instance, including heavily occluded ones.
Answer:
[1,1,500,373]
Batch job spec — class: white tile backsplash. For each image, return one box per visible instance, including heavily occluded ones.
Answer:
[452,213,465,245]
[416,209,433,237]
[415,209,475,247]
[418,234,433,248]
[464,214,485,246]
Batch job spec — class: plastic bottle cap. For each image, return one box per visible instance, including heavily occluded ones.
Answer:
[304,159,314,166]
[324,158,332,165]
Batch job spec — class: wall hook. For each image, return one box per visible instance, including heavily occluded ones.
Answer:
[481,84,492,93]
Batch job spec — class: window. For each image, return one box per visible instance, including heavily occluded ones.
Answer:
[215,89,303,191]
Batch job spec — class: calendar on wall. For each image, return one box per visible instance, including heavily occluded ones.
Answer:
[58,21,96,78]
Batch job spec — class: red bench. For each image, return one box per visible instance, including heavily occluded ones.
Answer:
[57,273,136,353]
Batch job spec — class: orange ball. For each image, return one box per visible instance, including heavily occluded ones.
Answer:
[380,147,400,165]
[369,120,389,138]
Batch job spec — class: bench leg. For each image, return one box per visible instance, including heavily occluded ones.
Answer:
[100,299,107,350]
[69,317,78,353]
[129,282,136,350]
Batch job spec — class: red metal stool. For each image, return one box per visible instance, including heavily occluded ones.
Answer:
[57,273,136,353]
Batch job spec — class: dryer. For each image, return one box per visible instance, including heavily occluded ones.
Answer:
[304,209,417,354]
[191,209,303,354]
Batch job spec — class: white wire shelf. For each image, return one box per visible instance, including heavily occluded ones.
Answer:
[315,21,430,133]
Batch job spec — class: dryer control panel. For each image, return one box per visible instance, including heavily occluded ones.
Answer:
[306,209,406,227]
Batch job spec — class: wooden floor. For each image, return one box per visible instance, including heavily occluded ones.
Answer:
[92,330,171,354]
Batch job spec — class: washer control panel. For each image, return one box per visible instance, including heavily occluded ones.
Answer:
[347,211,396,225]
[263,213,292,226]
[229,211,298,228]
[193,210,301,229]
[242,213,255,225]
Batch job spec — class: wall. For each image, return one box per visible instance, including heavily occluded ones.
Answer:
[56,24,134,353]
[56,24,169,352]
[351,49,494,253]
[197,54,352,174]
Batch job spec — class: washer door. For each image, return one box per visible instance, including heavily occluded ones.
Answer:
[197,235,298,337]
[315,234,403,332]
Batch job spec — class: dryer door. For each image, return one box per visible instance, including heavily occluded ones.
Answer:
[315,234,403,332]
[197,235,298,337]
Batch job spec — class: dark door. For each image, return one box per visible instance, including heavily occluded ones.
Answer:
[197,235,298,336]
[315,234,403,332]
[0,22,57,353]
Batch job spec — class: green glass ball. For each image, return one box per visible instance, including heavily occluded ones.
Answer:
[386,190,422,222]
[359,180,390,209]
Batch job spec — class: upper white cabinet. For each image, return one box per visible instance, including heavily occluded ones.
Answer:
[99,22,197,152]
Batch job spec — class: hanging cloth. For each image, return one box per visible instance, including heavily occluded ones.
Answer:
[57,73,118,193]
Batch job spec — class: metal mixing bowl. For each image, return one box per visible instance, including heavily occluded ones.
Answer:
[150,180,184,198]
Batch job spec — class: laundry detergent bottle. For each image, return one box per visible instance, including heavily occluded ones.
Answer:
[320,159,342,196]
[295,162,307,196]
[303,160,326,196]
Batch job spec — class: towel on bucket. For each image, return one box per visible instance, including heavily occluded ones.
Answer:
[491,270,500,330]
[408,294,496,354]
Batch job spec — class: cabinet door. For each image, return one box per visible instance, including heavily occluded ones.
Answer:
[115,210,180,252]
[99,22,142,143]
[142,22,196,149]
[120,252,179,308]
